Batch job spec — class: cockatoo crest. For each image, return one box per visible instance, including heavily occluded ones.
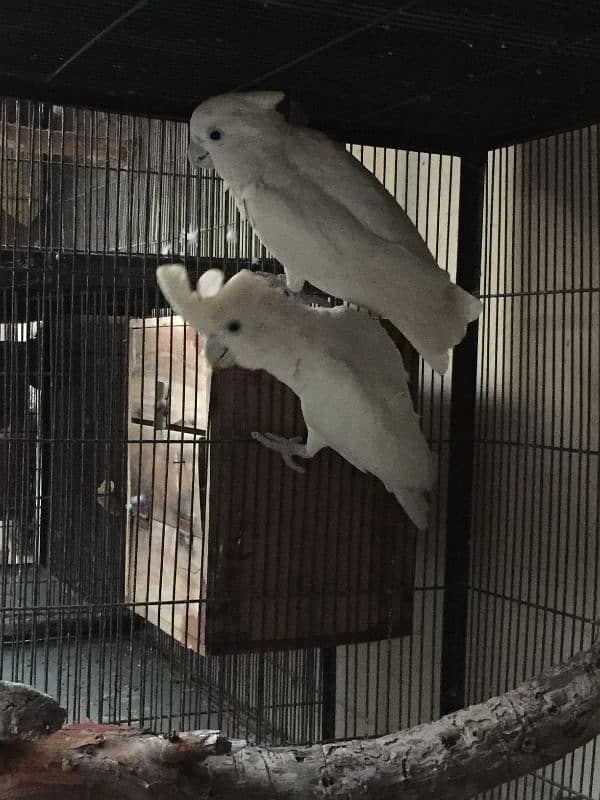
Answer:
[198,268,224,299]
[243,91,286,112]
[157,265,280,370]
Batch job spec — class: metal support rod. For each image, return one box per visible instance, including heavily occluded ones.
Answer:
[45,1,149,83]
[440,149,487,716]
[320,646,337,740]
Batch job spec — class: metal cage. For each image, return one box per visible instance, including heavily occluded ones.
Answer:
[0,3,599,798]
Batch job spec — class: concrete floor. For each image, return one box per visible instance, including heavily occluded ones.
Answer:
[0,565,319,743]
[0,564,238,734]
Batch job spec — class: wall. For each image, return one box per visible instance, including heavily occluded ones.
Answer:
[333,145,459,737]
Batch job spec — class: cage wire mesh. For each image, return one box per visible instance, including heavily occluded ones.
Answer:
[470,130,600,799]
[0,97,452,746]
[0,95,598,799]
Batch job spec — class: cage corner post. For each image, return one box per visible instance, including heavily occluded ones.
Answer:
[320,645,336,741]
[440,147,487,717]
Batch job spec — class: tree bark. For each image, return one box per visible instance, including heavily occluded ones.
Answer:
[2,641,600,799]
[0,681,65,741]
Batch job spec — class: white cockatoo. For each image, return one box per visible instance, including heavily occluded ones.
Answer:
[156,265,433,529]
[187,91,482,374]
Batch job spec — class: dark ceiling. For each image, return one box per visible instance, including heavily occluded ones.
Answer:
[2,0,600,154]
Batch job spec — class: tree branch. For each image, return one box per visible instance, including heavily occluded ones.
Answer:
[1,641,600,799]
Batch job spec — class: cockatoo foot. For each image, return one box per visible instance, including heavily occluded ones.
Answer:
[254,273,289,292]
[251,432,307,473]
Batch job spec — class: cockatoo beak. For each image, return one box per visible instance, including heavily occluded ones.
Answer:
[204,335,236,369]
[188,138,214,170]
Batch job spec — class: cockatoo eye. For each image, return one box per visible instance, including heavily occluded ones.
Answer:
[225,319,241,333]
[208,127,224,142]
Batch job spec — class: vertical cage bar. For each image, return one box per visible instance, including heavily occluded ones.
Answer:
[320,645,336,740]
[440,149,486,716]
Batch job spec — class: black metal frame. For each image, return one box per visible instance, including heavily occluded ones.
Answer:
[439,149,487,716]
[320,646,336,740]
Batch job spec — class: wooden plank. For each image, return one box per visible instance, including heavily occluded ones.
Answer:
[126,313,417,655]
[125,316,209,650]
[205,362,416,654]
[126,519,205,654]
[129,317,209,432]
[127,426,203,533]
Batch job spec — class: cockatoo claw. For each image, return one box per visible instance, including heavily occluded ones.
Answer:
[281,453,306,474]
[251,431,307,473]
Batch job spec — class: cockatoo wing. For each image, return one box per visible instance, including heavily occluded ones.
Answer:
[284,127,437,265]
[242,161,481,375]
[242,171,467,374]
[241,168,410,287]
[322,307,411,410]
[300,373,430,529]
[332,309,430,476]
[300,307,432,525]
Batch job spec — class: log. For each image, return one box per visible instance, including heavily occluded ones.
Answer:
[1,640,600,799]
[0,681,65,741]
[0,724,232,800]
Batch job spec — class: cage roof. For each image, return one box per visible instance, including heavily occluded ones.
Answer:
[1,0,600,154]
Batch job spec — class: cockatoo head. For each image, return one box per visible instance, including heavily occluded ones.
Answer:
[157,264,279,371]
[188,91,286,182]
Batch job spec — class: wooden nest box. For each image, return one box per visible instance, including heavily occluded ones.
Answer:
[126,315,416,655]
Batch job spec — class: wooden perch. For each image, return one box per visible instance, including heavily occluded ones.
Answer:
[2,640,600,799]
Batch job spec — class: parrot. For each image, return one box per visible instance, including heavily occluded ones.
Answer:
[156,264,433,529]
[187,90,483,375]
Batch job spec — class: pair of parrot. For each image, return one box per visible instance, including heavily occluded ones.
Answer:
[157,91,482,530]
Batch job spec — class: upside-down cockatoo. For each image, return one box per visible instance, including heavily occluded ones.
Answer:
[157,265,433,529]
